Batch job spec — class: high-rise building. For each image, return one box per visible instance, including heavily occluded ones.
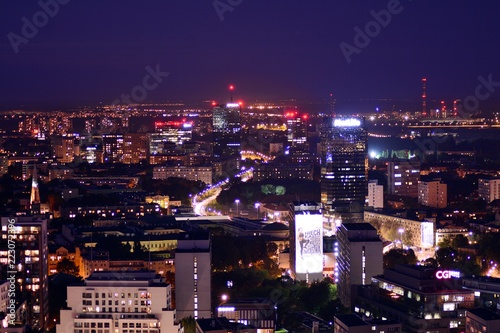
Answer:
[418,180,447,208]
[102,134,124,163]
[387,159,420,198]
[212,103,241,158]
[337,223,382,308]
[52,136,79,163]
[175,232,211,320]
[285,111,307,147]
[123,133,149,164]
[1,216,49,330]
[30,165,40,206]
[57,271,177,333]
[320,117,367,222]
[478,178,500,203]
[0,154,8,176]
[289,202,323,282]
[366,180,383,209]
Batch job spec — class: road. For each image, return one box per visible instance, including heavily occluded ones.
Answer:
[193,187,222,216]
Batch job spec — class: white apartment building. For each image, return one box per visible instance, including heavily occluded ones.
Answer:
[57,271,177,333]
[366,180,383,209]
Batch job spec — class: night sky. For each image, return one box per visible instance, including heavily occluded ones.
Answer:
[1,1,500,110]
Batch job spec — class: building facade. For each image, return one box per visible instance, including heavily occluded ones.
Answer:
[153,166,213,185]
[0,216,49,330]
[175,233,211,321]
[366,180,383,209]
[213,103,241,159]
[336,223,383,308]
[478,178,500,203]
[320,118,367,222]
[418,180,447,208]
[57,271,177,333]
[387,159,420,198]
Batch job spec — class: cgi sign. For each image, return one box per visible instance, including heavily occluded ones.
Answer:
[436,270,460,279]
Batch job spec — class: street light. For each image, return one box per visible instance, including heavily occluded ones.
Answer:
[254,202,260,219]
[398,228,404,249]
[235,199,240,217]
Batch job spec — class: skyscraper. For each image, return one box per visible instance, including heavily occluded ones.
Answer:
[212,103,241,158]
[1,216,49,330]
[320,117,368,222]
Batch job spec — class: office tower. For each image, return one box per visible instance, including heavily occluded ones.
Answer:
[212,103,241,158]
[175,232,211,320]
[366,180,383,209]
[418,180,447,208]
[285,111,307,147]
[387,159,420,198]
[102,134,124,163]
[154,120,193,145]
[478,178,500,203]
[1,216,49,330]
[57,271,177,333]
[123,133,149,164]
[422,78,427,117]
[320,117,368,222]
[337,223,382,308]
[289,202,323,282]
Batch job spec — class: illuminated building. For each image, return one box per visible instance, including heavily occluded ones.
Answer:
[337,223,382,308]
[216,299,276,333]
[418,180,447,208]
[290,202,323,282]
[363,212,435,249]
[366,180,383,209]
[0,155,8,176]
[57,271,177,333]
[30,165,40,207]
[212,103,241,158]
[478,178,500,203]
[153,165,213,185]
[285,111,307,147]
[333,314,401,333]
[175,232,211,320]
[320,117,367,221]
[154,120,193,145]
[354,265,475,333]
[387,159,420,198]
[0,216,49,330]
[253,162,313,181]
[123,133,149,164]
[102,134,124,163]
[52,136,79,163]
[466,309,500,333]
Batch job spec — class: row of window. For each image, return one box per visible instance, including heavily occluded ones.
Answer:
[83,292,150,299]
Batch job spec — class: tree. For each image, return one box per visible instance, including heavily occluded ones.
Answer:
[56,258,80,276]
[181,316,196,333]
[383,249,417,269]
[452,234,469,249]
[275,186,286,195]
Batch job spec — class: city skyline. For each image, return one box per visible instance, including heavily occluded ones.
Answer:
[1,1,500,110]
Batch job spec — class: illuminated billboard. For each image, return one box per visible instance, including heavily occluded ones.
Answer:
[333,118,361,127]
[295,214,323,274]
[421,221,434,248]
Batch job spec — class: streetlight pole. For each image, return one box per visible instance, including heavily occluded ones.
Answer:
[254,202,260,219]
[235,199,240,217]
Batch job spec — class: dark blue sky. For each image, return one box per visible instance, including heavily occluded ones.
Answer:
[1,1,499,110]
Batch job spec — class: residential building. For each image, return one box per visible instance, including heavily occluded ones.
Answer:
[366,180,383,209]
[175,232,211,320]
[216,299,276,333]
[478,178,500,203]
[153,166,212,185]
[57,271,177,333]
[418,180,447,208]
[123,133,149,164]
[336,223,383,308]
[0,216,49,330]
[387,159,420,198]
